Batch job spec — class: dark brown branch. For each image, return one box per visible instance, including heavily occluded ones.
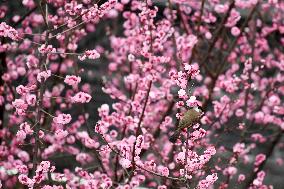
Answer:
[199,0,235,76]
[216,3,258,76]
[0,38,7,145]
[244,130,283,188]
[131,81,152,168]
[32,1,49,178]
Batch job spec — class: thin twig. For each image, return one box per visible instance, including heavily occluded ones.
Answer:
[244,130,283,188]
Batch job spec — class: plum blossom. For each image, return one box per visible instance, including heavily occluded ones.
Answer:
[231,26,240,36]
[238,174,246,182]
[223,166,237,177]
[119,158,131,169]
[71,92,92,103]
[55,129,68,140]
[233,143,246,155]
[78,49,100,60]
[16,130,27,142]
[197,173,218,189]
[184,63,200,78]
[12,99,28,115]
[37,70,51,83]
[26,55,39,68]
[157,166,169,177]
[20,122,33,135]
[38,44,56,54]
[53,114,72,125]
[16,165,29,174]
[0,22,19,40]
[252,171,266,187]
[178,89,187,99]
[186,96,199,107]
[254,154,266,167]
[1,0,284,188]
[18,174,34,188]
[16,85,30,96]
[76,153,93,165]
[33,161,51,184]
[26,94,36,106]
[64,75,81,86]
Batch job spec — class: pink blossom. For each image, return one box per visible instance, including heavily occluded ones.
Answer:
[251,133,266,143]
[16,165,28,174]
[268,95,280,106]
[16,130,27,142]
[16,85,30,96]
[42,185,64,189]
[214,4,229,13]
[0,22,19,40]
[238,174,246,182]
[78,49,100,60]
[254,112,266,124]
[231,26,241,36]
[225,9,241,27]
[273,106,284,115]
[186,96,199,107]
[64,75,81,86]
[1,0,284,188]
[76,153,93,165]
[157,166,169,177]
[12,99,28,115]
[18,174,34,188]
[254,154,266,167]
[25,94,36,106]
[12,99,27,109]
[223,166,237,177]
[119,158,131,169]
[235,109,244,117]
[18,151,30,162]
[55,129,68,140]
[197,173,218,189]
[37,70,51,83]
[233,143,246,154]
[71,92,92,103]
[191,128,207,141]
[26,55,39,68]
[178,89,187,99]
[20,122,33,135]
[158,185,167,189]
[53,114,72,125]
[38,44,56,54]
[22,0,36,8]
[39,130,45,138]
[253,171,266,186]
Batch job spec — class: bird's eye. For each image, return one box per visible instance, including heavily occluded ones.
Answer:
[194,107,200,112]
[197,105,204,112]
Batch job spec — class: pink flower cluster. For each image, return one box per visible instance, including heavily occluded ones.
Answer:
[197,173,218,189]
[78,49,100,60]
[71,91,92,103]
[38,44,56,54]
[53,113,72,125]
[1,0,284,188]
[18,161,52,188]
[12,99,28,115]
[64,75,81,86]
[15,122,34,142]
[37,70,51,83]
[0,22,19,40]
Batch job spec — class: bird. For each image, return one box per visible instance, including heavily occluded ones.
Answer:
[169,106,203,143]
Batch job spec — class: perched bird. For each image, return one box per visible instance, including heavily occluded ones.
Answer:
[169,106,203,143]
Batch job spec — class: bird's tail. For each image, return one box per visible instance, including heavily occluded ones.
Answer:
[169,130,180,143]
